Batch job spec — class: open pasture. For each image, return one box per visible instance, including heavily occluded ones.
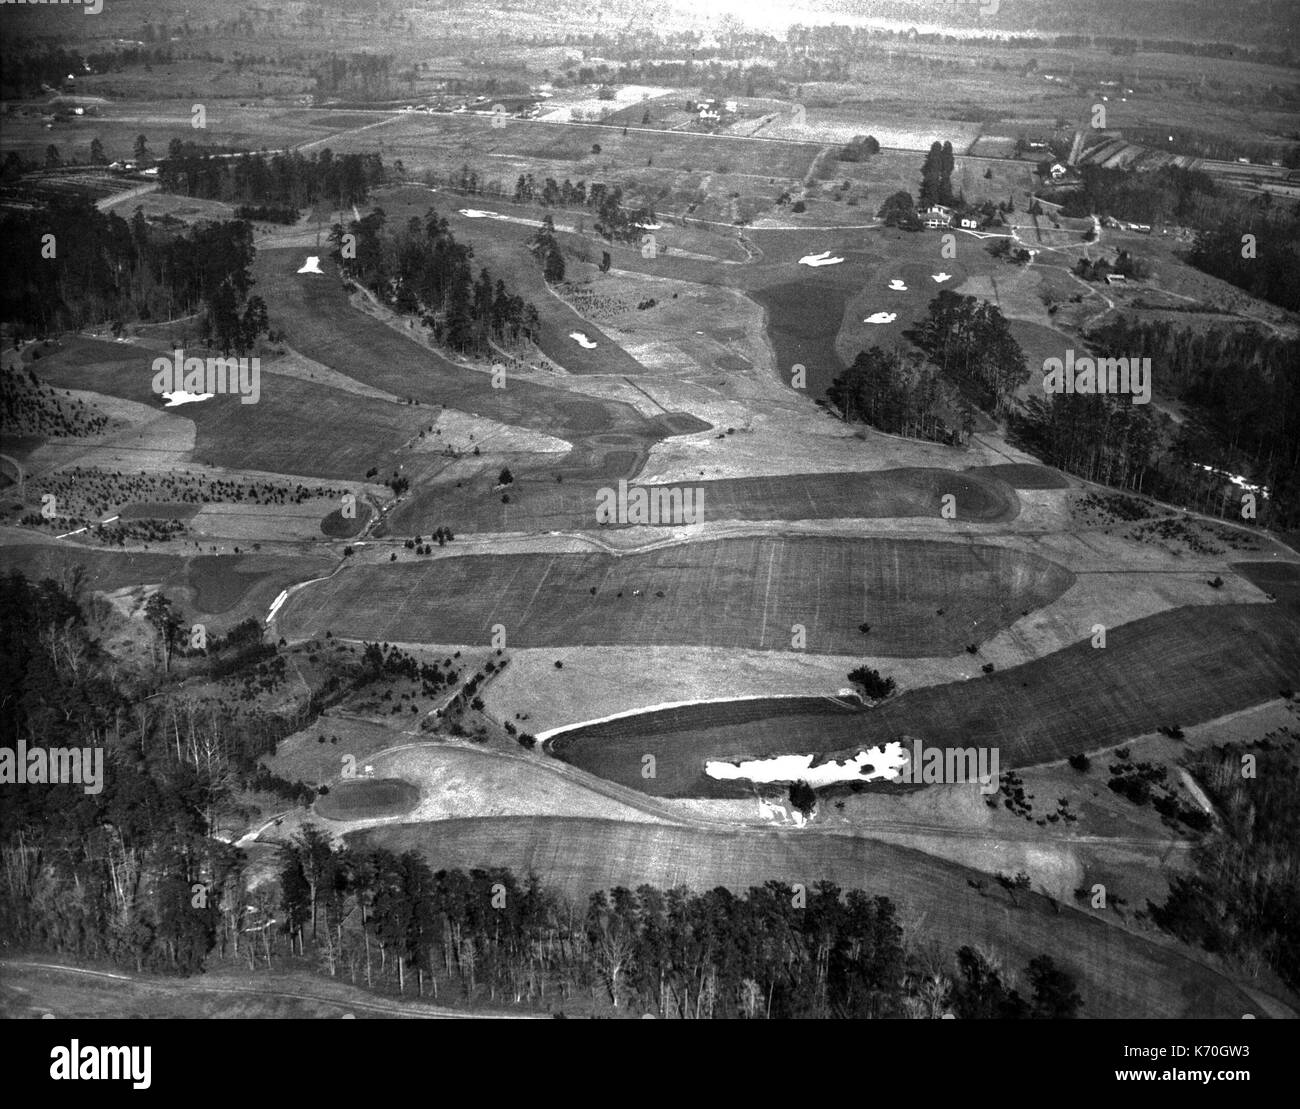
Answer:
[275,535,1075,656]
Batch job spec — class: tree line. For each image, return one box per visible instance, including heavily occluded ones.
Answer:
[158,146,384,212]
[276,831,1082,1018]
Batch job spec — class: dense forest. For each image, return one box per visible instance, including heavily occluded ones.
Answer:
[330,205,541,356]
[1016,319,1300,528]
[827,346,968,446]
[827,291,1025,441]
[1151,734,1300,993]
[0,198,268,351]
[911,290,1029,418]
[158,146,385,212]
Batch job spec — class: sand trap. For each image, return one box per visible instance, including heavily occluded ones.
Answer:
[888,278,908,291]
[569,332,598,349]
[460,209,505,219]
[160,391,215,407]
[932,272,952,283]
[864,311,898,324]
[798,250,844,267]
[707,744,909,787]
[297,256,323,275]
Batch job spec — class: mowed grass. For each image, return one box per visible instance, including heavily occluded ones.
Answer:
[387,466,1019,536]
[552,601,1300,797]
[29,337,430,481]
[277,536,1074,656]
[255,249,702,454]
[353,816,1256,1019]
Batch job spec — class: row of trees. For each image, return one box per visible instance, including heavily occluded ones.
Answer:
[277,832,1082,1018]
[508,173,655,244]
[2,198,267,351]
[330,206,541,356]
[158,147,384,212]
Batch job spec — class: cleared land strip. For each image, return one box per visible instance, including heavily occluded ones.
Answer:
[387,465,1023,536]
[275,535,1075,657]
[549,599,1300,798]
[351,816,1256,1020]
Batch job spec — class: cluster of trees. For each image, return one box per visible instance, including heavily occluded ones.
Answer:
[878,190,920,229]
[0,42,176,99]
[837,134,880,162]
[357,641,461,698]
[913,290,1029,418]
[919,141,958,209]
[1,198,267,352]
[827,347,969,445]
[1,364,110,439]
[1015,317,1300,527]
[312,52,395,98]
[1052,163,1269,236]
[847,665,897,701]
[158,146,384,211]
[1074,250,1151,281]
[507,173,655,244]
[529,216,566,283]
[277,833,1082,1017]
[1152,736,1299,992]
[330,206,541,356]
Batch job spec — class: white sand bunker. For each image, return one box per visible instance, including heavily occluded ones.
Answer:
[864,311,898,324]
[161,391,215,407]
[569,332,597,349]
[932,272,952,283]
[460,209,505,220]
[297,256,323,274]
[798,250,844,267]
[888,278,908,291]
[707,744,909,788]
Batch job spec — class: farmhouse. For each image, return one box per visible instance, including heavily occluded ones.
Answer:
[921,212,949,230]
[957,214,980,230]
[1105,273,1127,285]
